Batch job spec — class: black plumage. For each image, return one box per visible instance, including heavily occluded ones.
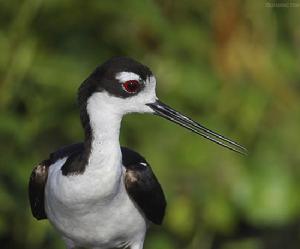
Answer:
[28,144,166,225]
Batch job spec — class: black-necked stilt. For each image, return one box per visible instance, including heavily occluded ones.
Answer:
[29,57,247,249]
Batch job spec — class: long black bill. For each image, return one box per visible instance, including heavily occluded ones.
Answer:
[147,100,248,155]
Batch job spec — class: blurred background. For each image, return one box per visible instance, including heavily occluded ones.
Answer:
[0,0,300,249]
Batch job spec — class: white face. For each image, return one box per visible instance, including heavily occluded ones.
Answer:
[87,72,158,118]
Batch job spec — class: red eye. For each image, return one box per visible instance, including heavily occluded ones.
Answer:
[122,80,140,93]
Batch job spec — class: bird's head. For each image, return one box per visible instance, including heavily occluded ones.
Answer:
[79,57,247,155]
[79,57,157,116]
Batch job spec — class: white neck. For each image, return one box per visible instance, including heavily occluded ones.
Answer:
[86,93,123,172]
[90,109,121,150]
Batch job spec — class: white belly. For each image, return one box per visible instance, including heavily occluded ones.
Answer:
[45,158,147,249]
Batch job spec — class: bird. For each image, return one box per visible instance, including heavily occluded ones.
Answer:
[28,57,247,249]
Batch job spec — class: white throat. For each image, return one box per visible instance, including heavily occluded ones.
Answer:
[87,94,122,144]
[86,92,123,172]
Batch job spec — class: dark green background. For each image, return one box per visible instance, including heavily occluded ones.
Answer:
[0,1,299,248]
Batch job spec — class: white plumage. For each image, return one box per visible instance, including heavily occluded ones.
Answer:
[44,88,156,249]
[45,155,147,249]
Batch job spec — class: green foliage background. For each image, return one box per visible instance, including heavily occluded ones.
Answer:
[0,1,299,249]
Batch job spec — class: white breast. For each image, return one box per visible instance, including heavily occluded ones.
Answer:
[44,157,147,249]
[43,91,151,249]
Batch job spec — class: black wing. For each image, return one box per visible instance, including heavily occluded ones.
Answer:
[28,159,51,220]
[28,143,84,220]
[122,147,167,225]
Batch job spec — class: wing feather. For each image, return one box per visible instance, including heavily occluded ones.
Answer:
[122,147,166,225]
[28,160,50,220]
[28,143,84,220]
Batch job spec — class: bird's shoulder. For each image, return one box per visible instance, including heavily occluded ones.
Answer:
[28,144,167,224]
[28,143,85,220]
[49,143,84,163]
[121,147,167,225]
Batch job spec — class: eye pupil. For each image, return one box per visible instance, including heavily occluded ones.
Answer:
[122,80,140,93]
